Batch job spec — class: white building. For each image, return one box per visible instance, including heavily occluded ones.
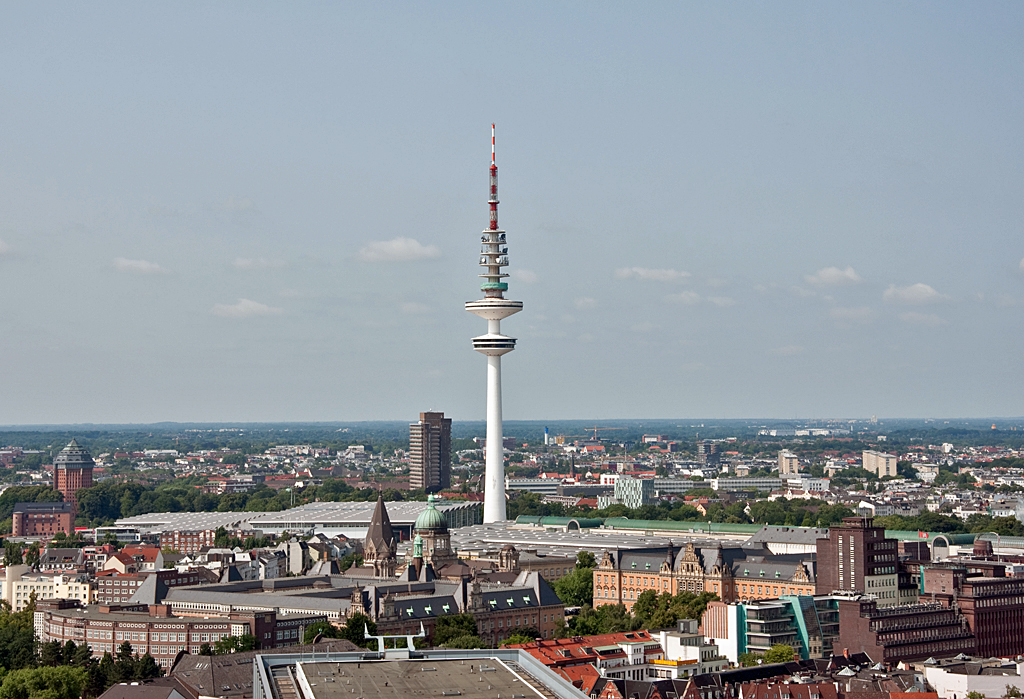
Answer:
[863,450,898,478]
[3,565,93,612]
[778,450,800,475]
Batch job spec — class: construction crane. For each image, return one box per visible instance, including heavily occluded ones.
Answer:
[582,426,624,441]
[556,427,625,442]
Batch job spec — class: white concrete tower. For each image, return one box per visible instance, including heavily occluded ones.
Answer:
[466,124,522,523]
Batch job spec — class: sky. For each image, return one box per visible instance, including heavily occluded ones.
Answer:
[1,3,1023,424]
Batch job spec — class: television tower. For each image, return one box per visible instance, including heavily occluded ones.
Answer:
[466,124,522,523]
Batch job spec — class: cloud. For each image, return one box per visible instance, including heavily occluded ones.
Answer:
[233,257,286,270]
[615,267,690,282]
[574,297,597,309]
[1020,256,1024,272]
[805,266,862,286]
[400,302,433,314]
[770,345,805,356]
[665,291,701,305]
[513,269,538,284]
[899,311,946,327]
[830,306,875,323]
[359,237,440,262]
[630,322,656,333]
[113,257,165,274]
[708,296,737,307]
[883,283,949,305]
[210,298,282,318]
[0,239,10,256]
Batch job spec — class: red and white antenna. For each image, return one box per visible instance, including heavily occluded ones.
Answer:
[489,123,499,231]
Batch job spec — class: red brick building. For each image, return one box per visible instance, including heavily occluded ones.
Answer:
[833,595,975,662]
[816,516,899,605]
[53,439,94,514]
[921,560,1024,658]
[11,502,73,537]
[36,600,326,669]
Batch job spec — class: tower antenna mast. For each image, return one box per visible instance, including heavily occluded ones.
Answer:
[466,124,523,523]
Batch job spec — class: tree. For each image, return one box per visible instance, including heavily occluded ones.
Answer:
[0,666,88,699]
[433,614,479,646]
[552,567,593,607]
[338,553,363,572]
[965,692,986,699]
[576,551,597,569]
[214,634,258,654]
[443,634,486,649]
[763,644,795,664]
[23,544,40,568]
[737,652,761,667]
[631,590,659,623]
[338,613,377,649]
[501,633,536,647]
[198,643,213,656]
[3,542,22,567]
[303,621,342,645]
[1005,686,1022,699]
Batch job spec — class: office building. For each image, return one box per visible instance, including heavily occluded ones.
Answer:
[701,595,841,663]
[614,475,655,509]
[698,440,720,466]
[409,411,452,492]
[815,516,899,605]
[778,450,800,475]
[863,450,898,478]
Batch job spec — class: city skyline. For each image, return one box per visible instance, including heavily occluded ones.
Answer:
[1,5,1023,424]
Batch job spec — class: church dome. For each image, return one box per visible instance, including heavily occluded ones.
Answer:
[414,495,448,531]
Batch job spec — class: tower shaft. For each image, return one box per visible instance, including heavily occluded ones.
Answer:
[484,353,505,522]
[466,124,522,524]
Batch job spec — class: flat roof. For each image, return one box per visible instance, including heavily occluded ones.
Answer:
[403,521,721,558]
[109,511,263,533]
[296,658,548,699]
[249,500,480,529]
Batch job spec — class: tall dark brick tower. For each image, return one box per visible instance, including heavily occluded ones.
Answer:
[53,438,94,516]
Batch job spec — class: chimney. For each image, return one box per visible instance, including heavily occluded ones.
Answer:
[843,649,849,659]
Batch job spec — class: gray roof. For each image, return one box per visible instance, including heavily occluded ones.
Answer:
[14,501,71,513]
[171,640,361,698]
[54,438,95,469]
[747,525,828,545]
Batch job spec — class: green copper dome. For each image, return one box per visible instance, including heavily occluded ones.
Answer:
[414,495,448,531]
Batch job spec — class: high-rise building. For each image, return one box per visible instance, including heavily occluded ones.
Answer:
[697,440,720,466]
[778,450,800,475]
[409,411,452,493]
[862,450,897,477]
[465,125,522,523]
[815,516,899,605]
[53,439,94,515]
